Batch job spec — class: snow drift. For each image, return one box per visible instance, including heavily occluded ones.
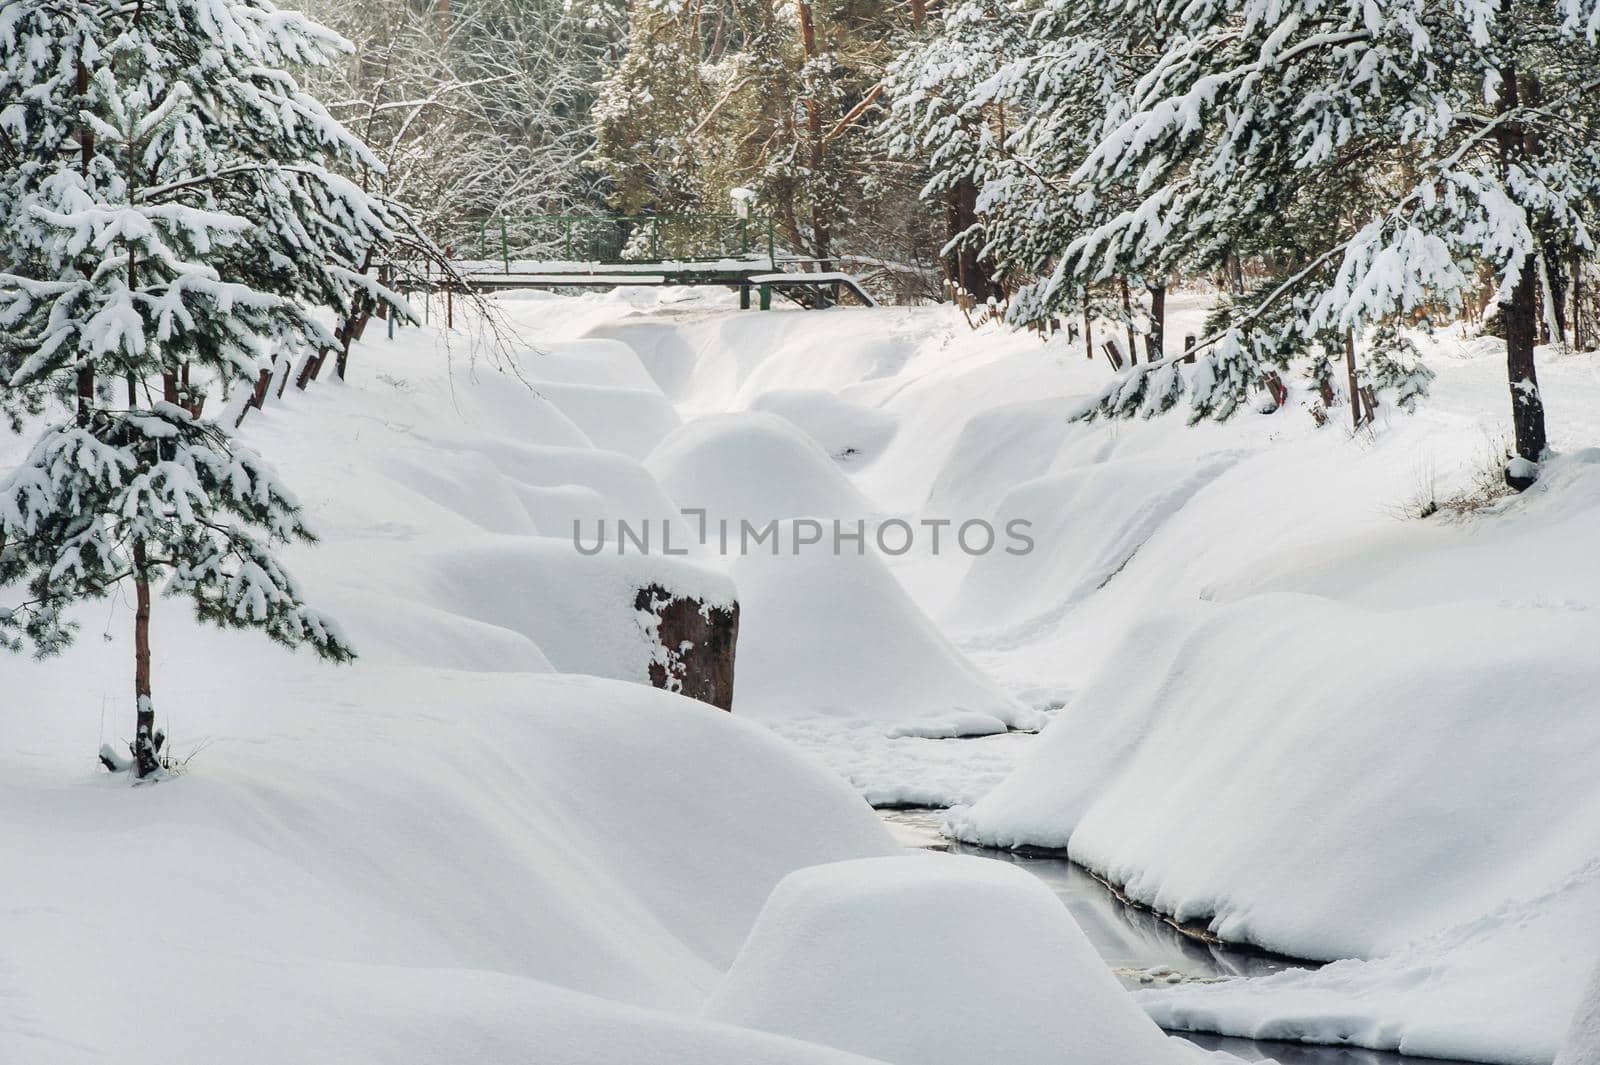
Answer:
[646,411,873,528]
[727,520,1036,735]
[705,854,1191,1065]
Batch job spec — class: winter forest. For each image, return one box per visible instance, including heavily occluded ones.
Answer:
[5,1,1600,1064]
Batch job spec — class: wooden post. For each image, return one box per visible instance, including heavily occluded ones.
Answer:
[740,284,751,310]
[1146,284,1166,361]
[1263,372,1288,409]
[759,284,772,310]
[1083,309,1094,360]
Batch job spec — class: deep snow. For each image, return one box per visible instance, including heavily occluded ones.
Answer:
[551,288,1600,1064]
[8,281,1600,1064]
[705,855,1190,1065]
[0,288,1204,1065]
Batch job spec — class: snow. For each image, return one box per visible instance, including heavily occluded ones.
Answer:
[1557,957,1600,1065]
[0,286,1178,1065]
[726,519,1038,735]
[704,854,1193,1065]
[551,291,1600,1061]
[646,411,873,528]
[11,278,1600,1064]
[746,389,899,465]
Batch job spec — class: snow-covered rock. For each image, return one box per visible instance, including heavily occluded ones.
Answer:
[647,412,872,528]
[727,522,1036,734]
[705,854,1192,1065]
[747,388,898,464]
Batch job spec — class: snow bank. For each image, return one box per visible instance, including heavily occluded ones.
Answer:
[411,537,733,684]
[747,388,898,464]
[0,302,921,1064]
[943,451,1240,638]
[1557,956,1600,1065]
[705,855,1191,1065]
[954,583,1600,958]
[1137,858,1600,1065]
[0,662,901,1062]
[727,522,1036,734]
[647,412,872,527]
[531,381,683,460]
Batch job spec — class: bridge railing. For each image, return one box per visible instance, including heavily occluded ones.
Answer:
[473,214,777,271]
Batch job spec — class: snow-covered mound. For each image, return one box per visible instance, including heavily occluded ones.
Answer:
[943,452,1240,637]
[532,381,683,460]
[954,580,1600,955]
[1137,858,1600,1065]
[0,664,900,1062]
[0,303,933,1064]
[705,854,1191,1065]
[746,389,898,465]
[410,538,732,682]
[1558,956,1600,1065]
[727,522,1036,735]
[647,412,872,527]
[949,449,1600,1062]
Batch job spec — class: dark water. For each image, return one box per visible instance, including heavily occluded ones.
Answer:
[878,808,1480,1065]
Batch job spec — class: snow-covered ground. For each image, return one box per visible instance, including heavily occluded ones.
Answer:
[538,287,1600,1064]
[0,289,1205,1065]
[7,284,1598,1064]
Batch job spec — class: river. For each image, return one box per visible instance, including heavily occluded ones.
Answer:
[879,808,1479,1065]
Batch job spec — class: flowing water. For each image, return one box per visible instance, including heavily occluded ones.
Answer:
[878,808,1480,1065]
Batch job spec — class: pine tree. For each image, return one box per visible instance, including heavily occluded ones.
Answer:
[592,0,939,296]
[0,0,405,777]
[1036,0,1600,487]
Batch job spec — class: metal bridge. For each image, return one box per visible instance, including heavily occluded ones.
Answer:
[451,214,876,309]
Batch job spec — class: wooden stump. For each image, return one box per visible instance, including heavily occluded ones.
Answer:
[635,584,739,712]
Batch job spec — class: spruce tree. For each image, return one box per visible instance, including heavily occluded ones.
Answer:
[0,0,406,777]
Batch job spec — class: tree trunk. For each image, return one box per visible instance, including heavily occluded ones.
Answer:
[797,1,832,272]
[1120,278,1138,366]
[1146,284,1166,361]
[1083,309,1093,361]
[1493,19,1548,487]
[77,367,94,427]
[131,540,159,779]
[1572,246,1585,351]
[945,178,1002,305]
[1344,330,1364,430]
[1502,259,1547,484]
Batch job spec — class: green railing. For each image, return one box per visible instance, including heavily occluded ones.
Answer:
[474,214,777,271]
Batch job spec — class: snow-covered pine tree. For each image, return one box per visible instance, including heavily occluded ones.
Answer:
[883,0,1035,305]
[0,0,407,777]
[1045,0,1600,487]
[886,0,1180,335]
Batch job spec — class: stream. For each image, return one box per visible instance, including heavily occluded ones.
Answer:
[878,808,1479,1065]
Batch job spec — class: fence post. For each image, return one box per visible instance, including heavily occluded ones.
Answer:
[759,284,772,311]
